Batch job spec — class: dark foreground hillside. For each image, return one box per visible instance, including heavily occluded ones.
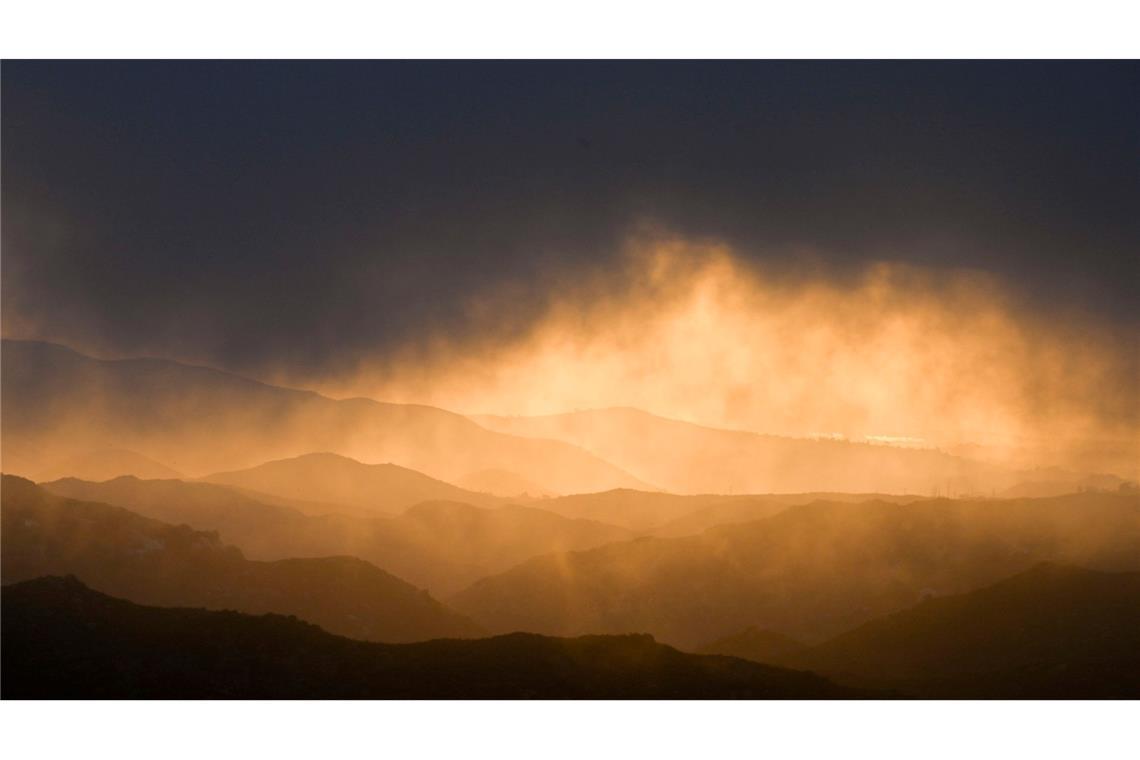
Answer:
[1,577,870,699]
[773,563,1140,698]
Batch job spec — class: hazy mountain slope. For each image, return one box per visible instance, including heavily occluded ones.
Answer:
[647,492,920,536]
[456,468,557,497]
[535,489,793,532]
[0,339,646,493]
[44,475,312,533]
[202,452,504,514]
[36,447,182,482]
[451,493,1140,648]
[1,576,869,699]
[475,407,1012,495]
[529,488,918,534]
[774,564,1140,698]
[697,627,806,661]
[42,475,635,594]
[1,476,479,641]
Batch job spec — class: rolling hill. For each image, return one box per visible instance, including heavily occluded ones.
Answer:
[474,407,1014,495]
[42,475,635,594]
[772,563,1140,698]
[202,452,504,514]
[450,492,1140,648]
[1,475,479,641]
[0,339,646,493]
[0,576,872,699]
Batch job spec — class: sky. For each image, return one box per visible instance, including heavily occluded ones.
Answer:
[2,61,1137,432]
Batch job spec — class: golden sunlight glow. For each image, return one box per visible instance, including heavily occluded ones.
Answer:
[326,235,1135,475]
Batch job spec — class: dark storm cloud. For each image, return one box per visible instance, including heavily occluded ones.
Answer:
[2,60,1138,382]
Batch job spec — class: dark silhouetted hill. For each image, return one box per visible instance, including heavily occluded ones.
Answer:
[0,576,869,699]
[451,493,1140,647]
[41,475,635,595]
[0,339,646,493]
[773,563,1140,698]
[1,475,479,641]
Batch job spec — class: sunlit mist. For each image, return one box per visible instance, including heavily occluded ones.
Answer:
[317,235,1137,475]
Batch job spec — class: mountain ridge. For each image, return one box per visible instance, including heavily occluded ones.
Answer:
[2,474,481,641]
[474,407,1020,495]
[201,451,505,515]
[1,339,648,494]
[40,474,636,595]
[1,575,872,699]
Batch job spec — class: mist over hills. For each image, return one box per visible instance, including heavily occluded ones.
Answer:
[1,576,869,699]
[42,474,635,595]
[4,58,1137,708]
[475,407,1022,495]
[0,339,647,494]
[771,563,1140,698]
[4,338,1138,700]
[451,492,1140,647]
[1,475,480,641]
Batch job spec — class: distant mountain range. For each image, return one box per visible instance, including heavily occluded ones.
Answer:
[1,339,647,494]
[6,337,1137,700]
[476,407,1019,495]
[451,492,1140,647]
[41,473,635,595]
[7,340,1129,500]
[770,563,1140,698]
[1,576,870,699]
[40,472,938,594]
[2,475,479,641]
